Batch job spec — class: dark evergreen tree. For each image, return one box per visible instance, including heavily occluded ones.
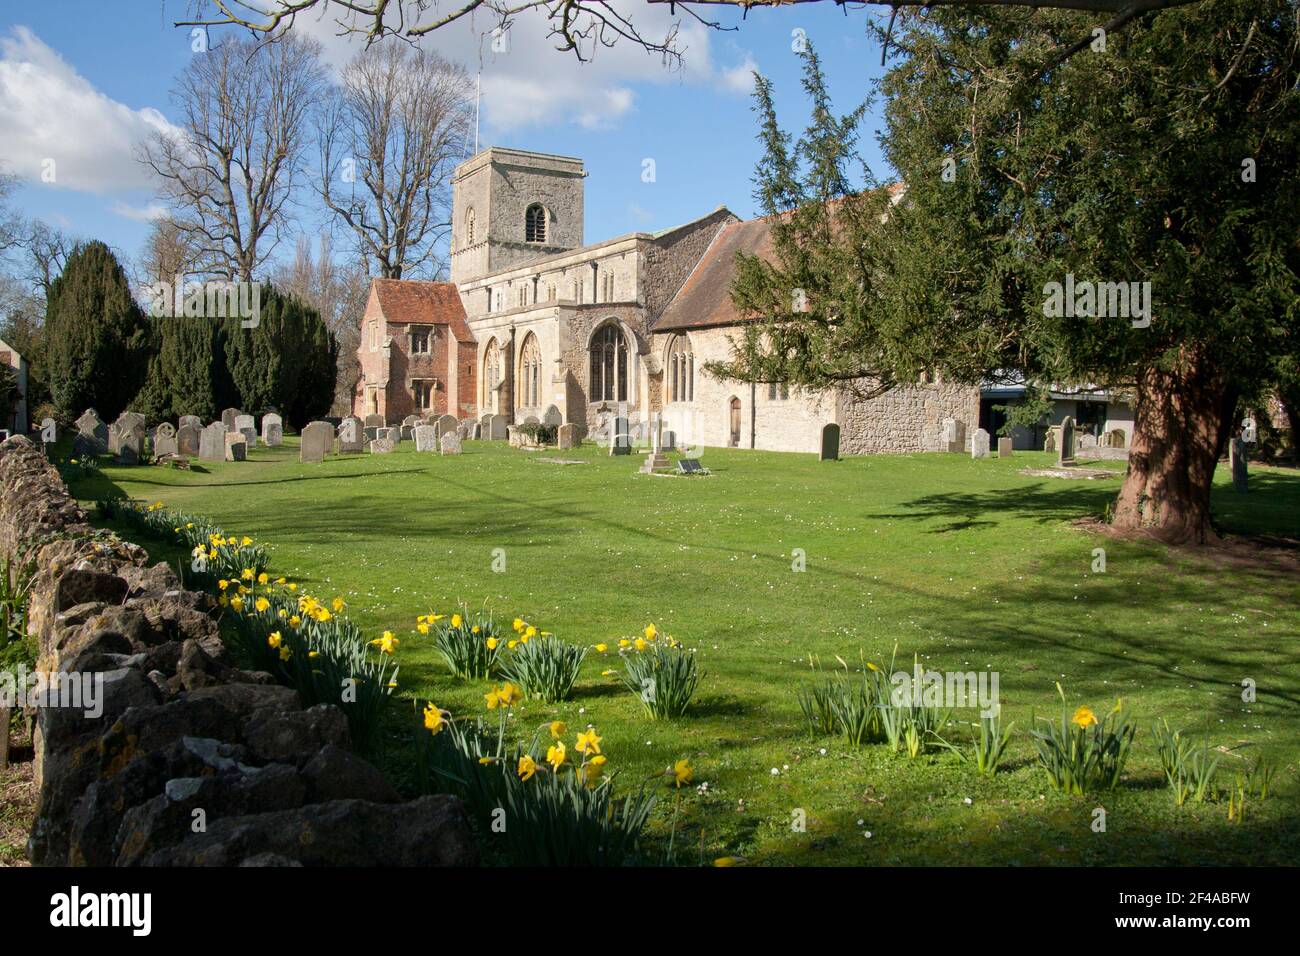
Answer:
[45,241,150,421]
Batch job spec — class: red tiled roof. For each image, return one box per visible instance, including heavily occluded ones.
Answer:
[653,217,776,332]
[371,279,475,343]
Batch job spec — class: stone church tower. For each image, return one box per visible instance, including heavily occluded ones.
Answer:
[450,147,586,286]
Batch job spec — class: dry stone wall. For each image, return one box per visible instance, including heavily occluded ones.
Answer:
[0,435,476,867]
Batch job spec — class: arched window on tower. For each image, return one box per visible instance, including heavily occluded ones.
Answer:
[525,204,547,243]
[666,334,694,403]
[465,207,475,246]
[519,334,542,408]
[590,323,627,403]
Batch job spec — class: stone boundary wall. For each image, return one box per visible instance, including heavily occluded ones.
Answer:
[0,435,476,867]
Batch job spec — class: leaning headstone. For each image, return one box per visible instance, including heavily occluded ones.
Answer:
[178,423,201,457]
[337,417,364,454]
[1231,437,1248,493]
[557,423,579,450]
[221,408,241,432]
[74,410,108,456]
[152,422,178,458]
[113,423,145,463]
[199,423,226,462]
[1058,416,1076,466]
[261,413,283,447]
[224,434,247,462]
[364,413,384,429]
[414,425,438,452]
[178,414,202,431]
[440,432,462,455]
[997,436,1014,458]
[820,423,840,462]
[300,421,333,463]
[369,437,395,454]
[486,414,508,440]
[971,428,990,459]
[471,423,482,440]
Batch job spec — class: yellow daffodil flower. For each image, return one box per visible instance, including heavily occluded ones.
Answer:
[370,631,399,654]
[217,579,229,591]
[254,597,270,613]
[486,637,498,650]
[517,754,537,781]
[257,572,269,585]
[278,645,292,662]
[1072,706,1098,729]
[549,720,566,739]
[332,597,345,613]
[546,742,567,771]
[672,759,694,787]
[644,623,657,641]
[451,613,463,629]
[267,631,282,648]
[594,643,608,653]
[575,728,602,756]
[423,704,445,735]
[417,623,430,635]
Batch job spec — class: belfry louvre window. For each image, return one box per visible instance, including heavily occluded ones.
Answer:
[525,204,547,243]
[590,324,627,403]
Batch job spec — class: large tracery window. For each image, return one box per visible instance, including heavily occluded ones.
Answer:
[666,334,694,403]
[525,204,547,243]
[590,323,627,403]
[519,333,542,408]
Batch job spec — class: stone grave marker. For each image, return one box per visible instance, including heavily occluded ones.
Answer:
[261,413,283,447]
[75,410,108,456]
[557,423,579,449]
[221,408,241,432]
[337,417,363,453]
[199,423,226,462]
[971,428,990,459]
[1043,427,1059,453]
[486,414,507,440]
[472,423,482,440]
[436,414,459,440]
[997,436,1014,458]
[1077,433,1098,454]
[364,413,384,429]
[400,425,414,442]
[440,432,462,455]
[678,458,707,475]
[364,426,379,442]
[403,415,421,428]
[1231,437,1248,493]
[153,422,178,457]
[820,423,840,462]
[369,437,395,454]
[39,417,57,448]
[1104,428,1126,448]
[414,425,438,452]
[224,433,247,461]
[178,414,202,430]
[1058,416,1076,466]
[542,405,563,427]
[177,423,201,457]
[300,421,334,463]
[941,418,966,454]
[114,422,145,464]
[610,416,631,456]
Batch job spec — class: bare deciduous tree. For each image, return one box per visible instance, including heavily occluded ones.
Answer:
[23,221,74,300]
[318,44,473,280]
[133,216,204,289]
[140,34,325,282]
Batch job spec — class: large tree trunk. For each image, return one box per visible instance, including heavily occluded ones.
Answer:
[1111,356,1236,546]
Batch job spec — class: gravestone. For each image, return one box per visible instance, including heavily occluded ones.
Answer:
[1104,428,1126,448]
[610,416,631,456]
[261,413,283,447]
[364,413,384,429]
[678,458,706,475]
[1043,427,1059,453]
[472,423,482,440]
[971,428,990,459]
[178,414,202,431]
[1231,438,1248,493]
[1077,433,1098,454]
[337,417,364,453]
[557,423,579,450]
[997,436,1013,458]
[941,418,966,454]
[414,425,438,452]
[542,405,563,427]
[224,433,247,462]
[199,423,226,462]
[113,423,145,463]
[662,429,676,451]
[152,422,178,458]
[177,423,201,457]
[436,414,459,441]
[74,410,108,456]
[364,426,379,442]
[369,437,395,454]
[300,421,333,463]
[1058,416,1076,466]
[440,432,462,455]
[403,415,421,428]
[400,425,414,442]
[486,414,508,440]
[116,411,145,433]
[820,423,840,462]
[221,408,241,432]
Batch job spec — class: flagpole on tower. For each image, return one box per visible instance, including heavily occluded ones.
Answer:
[474,71,481,154]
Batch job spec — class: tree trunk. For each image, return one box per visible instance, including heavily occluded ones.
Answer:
[1111,356,1236,545]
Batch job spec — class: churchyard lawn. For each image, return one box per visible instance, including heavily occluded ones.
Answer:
[70,439,1300,866]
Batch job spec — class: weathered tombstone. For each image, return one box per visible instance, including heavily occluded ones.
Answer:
[472,423,482,440]
[971,428,990,459]
[662,429,676,451]
[435,414,459,441]
[610,416,631,456]
[114,423,145,464]
[117,411,145,433]
[337,417,364,453]
[199,423,226,462]
[941,418,967,454]
[400,425,414,442]
[221,408,241,432]
[153,422,178,458]
[402,415,420,428]
[261,413,283,447]
[1104,428,1126,448]
[178,414,202,431]
[440,432,463,455]
[379,426,401,443]
[300,421,334,463]
[1043,426,1060,453]
[1077,433,1098,454]
[1058,416,1076,466]
[486,414,508,440]
[224,434,247,461]
[997,436,1014,458]
[820,423,840,462]
[369,437,396,454]
[364,413,384,429]
[542,405,563,427]
[74,410,108,457]
[1231,437,1248,493]
[177,423,201,457]
[557,423,579,450]
[414,425,438,452]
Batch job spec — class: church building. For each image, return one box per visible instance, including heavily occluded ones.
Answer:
[354,146,979,454]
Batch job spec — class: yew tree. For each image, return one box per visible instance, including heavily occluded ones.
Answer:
[720,0,1299,545]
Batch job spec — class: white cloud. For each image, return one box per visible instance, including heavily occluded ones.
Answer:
[110,200,167,222]
[720,55,759,94]
[0,27,180,194]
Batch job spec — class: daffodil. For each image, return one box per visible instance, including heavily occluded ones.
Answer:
[241,569,253,581]
[417,623,430,635]
[331,597,345,613]
[512,618,525,632]
[1072,706,1098,729]
[257,572,268,585]
[524,625,537,639]
[370,631,399,654]
[644,623,657,641]
[517,754,538,781]
[229,595,244,612]
[577,754,606,788]
[634,638,647,652]
[601,669,617,676]
[507,640,518,650]
[254,597,270,613]
[550,720,567,739]
[217,579,229,591]
[289,614,302,628]
[575,728,602,756]
[486,636,498,650]
[278,645,292,662]
[267,631,282,648]
[275,577,287,585]
[546,742,567,771]
[471,625,481,635]
[423,703,445,735]
[451,613,463,629]
[594,643,608,653]
[241,536,252,546]
[672,759,694,787]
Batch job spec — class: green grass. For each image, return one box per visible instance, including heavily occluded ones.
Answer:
[67,437,1300,865]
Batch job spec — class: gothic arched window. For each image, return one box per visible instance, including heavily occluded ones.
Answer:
[666,334,694,403]
[590,323,627,403]
[465,207,476,247]
[525,204,547,243]
[483,339,502,408]
[519,333,542,408]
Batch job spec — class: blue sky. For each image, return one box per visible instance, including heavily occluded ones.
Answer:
[0,0,893,273]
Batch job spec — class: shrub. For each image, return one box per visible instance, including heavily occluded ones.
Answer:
[619,626,699,719]
[422,609,502,679]
[1031,686,1136,795]
[498,634,588,702]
